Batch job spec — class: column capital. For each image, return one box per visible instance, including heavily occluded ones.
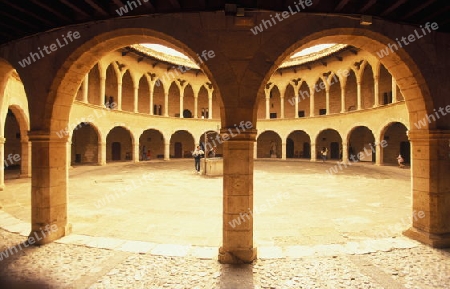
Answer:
[220,128,257,142]
[408,129,450,142]
[29,130,69,142]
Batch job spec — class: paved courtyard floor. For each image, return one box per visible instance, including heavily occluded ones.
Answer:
[0,159,449,288]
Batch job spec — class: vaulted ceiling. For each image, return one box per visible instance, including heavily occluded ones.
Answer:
[0,0,449,45]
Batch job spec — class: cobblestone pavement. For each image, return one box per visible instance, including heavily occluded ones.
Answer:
[1,160,449,288]
[1,228,449,289]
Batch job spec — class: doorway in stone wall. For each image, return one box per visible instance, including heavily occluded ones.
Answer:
[174,142,182,158]
[330,142,340,159]
[112,142,121,160]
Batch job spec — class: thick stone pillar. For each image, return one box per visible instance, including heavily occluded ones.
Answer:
[82,74,88,103]
[310,142,317,162]
[0,137,5,191]
[117,81,122,110]
[133,140,139,163]
[404,130,450,247]
[281,141,286,160]
[357,81,362,110]
[29,131,71,244]
[309,88,315,117]
[164,140,170,160]
[99,76,106,107]
[392,77,397,103]
[20,139,32,177]
[133,85,139,113]
[219,128,257,264]
[375,141,383,165]
[342,142,348,162]
[98,142,106,165]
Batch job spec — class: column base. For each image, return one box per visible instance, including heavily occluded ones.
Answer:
[19,173,31,178]
[29,223,72,245]
[218,246,257,264]
[403,227,450,248]
[0,184,5,191]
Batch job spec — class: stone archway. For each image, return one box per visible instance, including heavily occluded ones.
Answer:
[250,26,447,248]
[4,12,447,259]
[381,122,409,165]
[71,123,100,165]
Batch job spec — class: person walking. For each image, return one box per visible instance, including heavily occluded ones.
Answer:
[320,147,328,162]
[192,145,204,173]
[397,153,405,168]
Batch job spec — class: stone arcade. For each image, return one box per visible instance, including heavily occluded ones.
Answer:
[0,0,449,270]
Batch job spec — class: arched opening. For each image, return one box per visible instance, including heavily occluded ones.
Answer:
[71,123,99,165]
[105,63,118,109]
[328,73,341,114]
[198,85,208,119]
[381,122,410,165]
[314,78,327,115]
[138,75,150,114]
[168,81,180,117]
[106,126,133,162]
[346,69,358,111]
[316,129,342,160]
[269,86,281,119]
[153,80,164,116]
[183,84,194,118]
[139,129,164,160]
[284,84,295,118]
[362,62,375,109]
[257,131,282,158]
[298,81,310,117]
[121,70,134,112]
[4,109,21,175]
[170,130,195,158]
[348,126,376,162]
[88,64,101,106]
[286,130,311,159]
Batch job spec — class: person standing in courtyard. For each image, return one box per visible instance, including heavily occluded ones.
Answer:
[397,153,405,168]
[320,147,328,162]
[192,145,204,173]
